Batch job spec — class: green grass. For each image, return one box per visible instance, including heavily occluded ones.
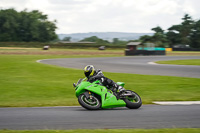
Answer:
[156,59,200,66]
[0,129,199,133]
[0,55,200,107]
[167,51,200,56]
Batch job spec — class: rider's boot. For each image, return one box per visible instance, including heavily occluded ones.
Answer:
[118,86,125,93]
[114,85,125,99]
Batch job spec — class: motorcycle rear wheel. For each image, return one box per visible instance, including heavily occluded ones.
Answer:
[123,90,142,109]
[78,94,101,110]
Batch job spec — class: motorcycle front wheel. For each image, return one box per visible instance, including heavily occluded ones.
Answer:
[78,94,101,110]
[123,90,142,109]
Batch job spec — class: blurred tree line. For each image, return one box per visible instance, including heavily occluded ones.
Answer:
[139,14,200,48]
[1,8,200,48]
[80,36,109,44]
[61,36,127,45]
[0,8,57,42]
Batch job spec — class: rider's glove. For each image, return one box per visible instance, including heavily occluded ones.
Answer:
[88,77,96,82]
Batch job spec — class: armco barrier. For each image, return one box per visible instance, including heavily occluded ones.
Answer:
[173,48,200,51]
[165,48,172,52]
[125,50,166,56]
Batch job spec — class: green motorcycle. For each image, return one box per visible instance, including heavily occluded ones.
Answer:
[73,78,142,110]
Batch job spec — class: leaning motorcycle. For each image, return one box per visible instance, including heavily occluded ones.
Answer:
[73,78,142,110]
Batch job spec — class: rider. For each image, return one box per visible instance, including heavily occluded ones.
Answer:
[83,65,125,93]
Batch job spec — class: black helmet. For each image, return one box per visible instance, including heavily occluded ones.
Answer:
[84,65,95,78]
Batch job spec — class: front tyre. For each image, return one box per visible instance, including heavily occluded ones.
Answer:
[123,90,142,109]
[78,94,101,110]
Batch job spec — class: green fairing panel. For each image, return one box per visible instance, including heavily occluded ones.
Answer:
[75,81,89,97]
[116,82,125,87]
[86,85,126,108]
[75,81,103,97]
[101,92,126,108]
[75,81,126,108]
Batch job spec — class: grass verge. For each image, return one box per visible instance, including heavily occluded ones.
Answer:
[0,55,200,107]
[0,128,200,133]
[0,47,124,55]
[167,51,200,56]
[156,59,200,66]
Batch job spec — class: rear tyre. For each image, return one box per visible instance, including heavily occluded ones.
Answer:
[123,90,142,109]
[78,94,101,110]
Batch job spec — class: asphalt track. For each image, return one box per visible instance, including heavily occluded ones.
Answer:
[0,105,200,130]
[39,56,200,78]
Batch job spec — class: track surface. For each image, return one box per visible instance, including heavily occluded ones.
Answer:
[40,56,200,78]
[0,105,200,130]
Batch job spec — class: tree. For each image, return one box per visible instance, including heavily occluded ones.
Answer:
[139,35,152,43]
[0,9,20,41]
[151,26,164,34]
[62,37,71,41]
[166,14,194,47]
[139,26,169,47]
[139,14,199,48]
[180,14,194,45]
[152,33,169,47]
[167,24,182,47]
[80,36,109,43]
[151,26,169,47]
[112,38,127,45]
[190,20,200,48]
[166,31,181,47]
[113,38,119,44]
[80,36,99,42]
[0,8,58,42]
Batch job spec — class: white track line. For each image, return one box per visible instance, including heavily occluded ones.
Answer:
[36,59,53,63]
[153,101,200,105]
[36,60,42,63]
[0,106,81,109]
[148,62,158,65]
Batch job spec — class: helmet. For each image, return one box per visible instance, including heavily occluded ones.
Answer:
[84,65,95,78]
